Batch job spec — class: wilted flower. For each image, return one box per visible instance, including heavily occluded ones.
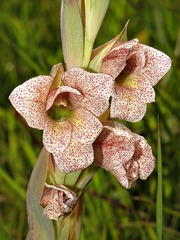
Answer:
[9,67,114,172]
[99,39,172,122]
[93,121,155,188]
[40,183,78,220]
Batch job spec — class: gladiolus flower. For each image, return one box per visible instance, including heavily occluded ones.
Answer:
[9,67,114,172]
[93,121,155,188]
[100,40,172,122]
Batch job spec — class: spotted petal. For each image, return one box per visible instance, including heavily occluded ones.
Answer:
[46,86,82,111]
[43,118,72,154]
[70,107,103,144]
[93,121,135,165]
[62,68,114,116]
[111,87,147,122]
[127,43,172,86]
[93,121,136,188]
[9,76,53,129]
[100,39,138,79]
[93,121,155,188]
[99,39,171,122]
[53,141,94,172]
[116,70,156,104]
[130,134,156,180]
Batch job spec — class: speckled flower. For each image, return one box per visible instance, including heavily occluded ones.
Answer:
[99,40,172,122]
[9,67,114,172]
[93,121,155,188]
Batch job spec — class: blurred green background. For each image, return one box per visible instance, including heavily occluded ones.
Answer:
[0,0,180,239]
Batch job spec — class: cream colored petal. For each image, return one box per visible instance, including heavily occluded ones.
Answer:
[93,121,136,188]
[133,134,156,179]
[43,118,72,154]
[111,87,147,122]
[53,141,94,173]
[62,68,114,116]
[116,72,155,104]
[9,76,53,129]
[100,39,138,79]
[93,121,155,188]
[70,108,103,144]
[126,43,172,86]
[46,86,82,111]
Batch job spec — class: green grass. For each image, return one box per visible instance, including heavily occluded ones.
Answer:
[156,117,163,240]
[0,0,180,239]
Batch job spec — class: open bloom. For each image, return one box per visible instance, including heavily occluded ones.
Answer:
[93,121,155,188]
[9,67,114,172]
[99,39,172,122]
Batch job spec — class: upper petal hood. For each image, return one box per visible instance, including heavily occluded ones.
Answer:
[127,43,172,86]
[100,39,139,79]
[62,68,114,117]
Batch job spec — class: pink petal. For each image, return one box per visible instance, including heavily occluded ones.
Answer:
[70,107,103,144]
[111,86,147,122]
[100,39,139,79]
[93,121,156,189]
[124,47,146,70]
[46,86,82,111]
[43,118,72,154]
[122,134,155,187]
[132,134,156,179]
[93,121,136,188]
[62,68,114,116]
[53,141,94,172]
[94,121,135,164]
[9,76,53,129]
[116,71,155,104]
[127,43,172,86]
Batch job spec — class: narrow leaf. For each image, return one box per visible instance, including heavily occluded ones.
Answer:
[156,117,163,240]
[76,166,98,192]
[89,21,129,72]
[26,148,55,240]
[61,0,84,69]
[91,20,129,59]
[49,63,64,91]
[84,0,110,42]
[58,194,84,240]
[83,0,110,68]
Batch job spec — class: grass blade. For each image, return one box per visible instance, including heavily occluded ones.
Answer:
[156,117,163,240]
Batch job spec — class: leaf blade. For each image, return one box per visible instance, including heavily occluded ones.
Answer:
[26,148,55,240]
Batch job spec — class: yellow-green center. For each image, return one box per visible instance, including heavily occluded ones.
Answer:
[48,105,73,122]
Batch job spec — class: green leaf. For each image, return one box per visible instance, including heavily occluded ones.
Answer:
[0,167,26,199]
[88,41,116,72]
[89,21,129,72]
[76,166,98,192]
[156,117,163,240]
[61,0,84,69]
[26,148,55,240]
[84,0,110,41]
[49,63,64,91]
[57,194,83,240]
[83,0,110,68]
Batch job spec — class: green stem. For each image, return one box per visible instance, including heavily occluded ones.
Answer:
[82,37,94,69]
